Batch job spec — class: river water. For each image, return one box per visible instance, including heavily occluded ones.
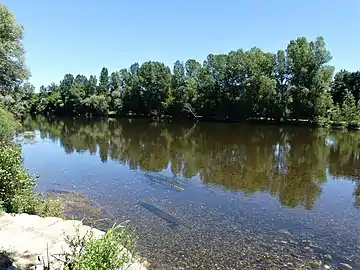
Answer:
[21,117,360,269]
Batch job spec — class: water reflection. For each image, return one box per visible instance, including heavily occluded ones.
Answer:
[23,116,360,210]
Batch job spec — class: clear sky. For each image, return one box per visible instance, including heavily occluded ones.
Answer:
[3,0,360,88]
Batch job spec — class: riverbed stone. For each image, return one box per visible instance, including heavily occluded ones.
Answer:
[324,254,332,261]
[339,263,353,269]
[0,212,146,270]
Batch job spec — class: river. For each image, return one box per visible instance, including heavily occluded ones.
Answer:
[21,116,360,269]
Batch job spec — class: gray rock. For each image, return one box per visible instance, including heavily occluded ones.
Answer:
[0,213,147,270]
[339,263,353,270]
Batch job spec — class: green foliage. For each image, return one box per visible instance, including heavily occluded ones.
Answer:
[0,4,29,93]
[340,91,357,122]
[0,5,34,118]
[0,143,36,213]
[35,195,63,217]
[0,107,20,142]
[29,36,359,125]
[63,225,134,270]
[3,4,360,126]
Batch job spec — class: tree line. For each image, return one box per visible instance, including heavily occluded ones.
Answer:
[8,40,360,128]
[1,3,360,127]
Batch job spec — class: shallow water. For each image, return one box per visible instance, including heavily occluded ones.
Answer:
[21,117,360,269]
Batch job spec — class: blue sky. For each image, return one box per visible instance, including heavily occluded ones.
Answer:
[4,0,360,88]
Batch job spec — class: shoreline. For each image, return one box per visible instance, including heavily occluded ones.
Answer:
[27,113,360,131]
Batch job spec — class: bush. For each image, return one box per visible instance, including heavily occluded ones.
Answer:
[0,143,36,213]
[63,225,135,270]
[0,107,20,143]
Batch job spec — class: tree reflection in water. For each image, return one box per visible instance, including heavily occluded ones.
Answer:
[23,116,360,210]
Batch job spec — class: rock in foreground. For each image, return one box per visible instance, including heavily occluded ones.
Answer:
[0,213,146,270]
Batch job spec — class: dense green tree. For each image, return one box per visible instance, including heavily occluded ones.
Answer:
[98,67,109,94]
[74,74,88,85]
[286,37,334,122]
[138,61,173,116]
[83,94,108,116]
[339,91,358,123]
[332,70,360,105]
[86,75,98,96]
[0,4,29,94]
[0,5,35,117]
[109,71,120,92]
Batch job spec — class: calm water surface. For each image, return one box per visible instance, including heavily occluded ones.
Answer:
[21,117,360,269]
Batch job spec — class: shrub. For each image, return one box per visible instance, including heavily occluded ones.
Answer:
[0,143,36,213]
[63,225,135,270]
[0,107,20,143]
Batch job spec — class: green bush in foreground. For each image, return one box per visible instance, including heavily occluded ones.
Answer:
[63,225,135,270]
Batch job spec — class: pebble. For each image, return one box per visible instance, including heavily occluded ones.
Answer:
[339,263,353,269]
[324,254,332,261]
[324,265,330,269]
[278,229,291,235]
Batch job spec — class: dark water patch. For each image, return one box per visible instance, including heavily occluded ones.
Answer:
[137,202,182,230]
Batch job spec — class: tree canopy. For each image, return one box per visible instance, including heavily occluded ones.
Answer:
[1,4,360,127]
[27,36,360,128]
[0,4,31,117]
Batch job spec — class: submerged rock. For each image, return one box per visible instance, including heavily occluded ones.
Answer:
[278,229,291,235]
[324,254,332,261]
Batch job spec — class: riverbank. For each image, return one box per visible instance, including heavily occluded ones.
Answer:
[0,212,147,270]
[28,113,360,131]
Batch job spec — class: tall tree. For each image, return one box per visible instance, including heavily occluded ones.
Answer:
[138,61,173,116]
[86,75,97,96]
[286,36,334,122]
[98,67,109,94]
[0,4,29,94]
